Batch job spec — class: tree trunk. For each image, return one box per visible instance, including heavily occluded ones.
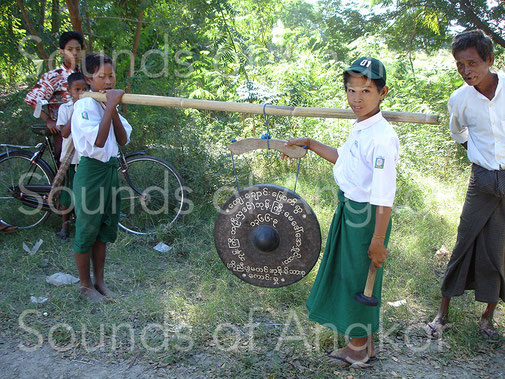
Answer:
[51,0,60,34]
[15,0,49,61]
[453,0,505,49]
[65,0,83,34]
[40,0,47,27]
[123,7,145,113]
[83,2,93,52]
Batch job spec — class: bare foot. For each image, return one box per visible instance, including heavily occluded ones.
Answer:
[79,287,105,303]
[479,317,498,339]
[55,229,69,240]
[94,283,116,299]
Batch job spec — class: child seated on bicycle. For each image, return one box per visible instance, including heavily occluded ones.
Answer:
[70,53,132,302]
[55,72,88,239]
[24,31,84,163]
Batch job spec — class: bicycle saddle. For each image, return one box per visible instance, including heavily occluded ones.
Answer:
[31,125,52,137]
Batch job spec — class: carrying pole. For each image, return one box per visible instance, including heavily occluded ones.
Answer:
[82,92,439,125]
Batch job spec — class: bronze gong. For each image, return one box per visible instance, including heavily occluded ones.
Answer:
[214,184,321,288]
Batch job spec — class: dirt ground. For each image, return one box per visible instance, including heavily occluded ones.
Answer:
[1,332,504,378]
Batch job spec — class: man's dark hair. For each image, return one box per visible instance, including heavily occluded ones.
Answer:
[67,72,87,88]
[451,30,494,61]
[59,31,84,49]
[343,71,386,93]
[84,53,114,76]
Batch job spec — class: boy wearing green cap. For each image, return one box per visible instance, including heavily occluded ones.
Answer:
[285,57,399,367]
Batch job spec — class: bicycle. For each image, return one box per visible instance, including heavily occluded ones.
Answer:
[0,125,185,236]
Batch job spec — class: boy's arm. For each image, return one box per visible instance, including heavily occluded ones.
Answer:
[368,133,399,268]
[60,119,72,138]
[368,206,391,268]
[284,138,339,164]
[40,112,58,134]
[111,109,128,146]
[24,72,59,134]
[95,90,127,148]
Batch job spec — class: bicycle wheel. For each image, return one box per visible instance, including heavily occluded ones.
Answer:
[118,154,185,235]
[0,150,54,229]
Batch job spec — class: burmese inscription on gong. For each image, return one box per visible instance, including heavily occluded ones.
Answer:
[214,184,321,287]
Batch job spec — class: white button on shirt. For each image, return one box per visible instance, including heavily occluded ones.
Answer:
[449,72,505,171]
[71,96,132,162]
[56,100,80,165]
[333,112,399,207]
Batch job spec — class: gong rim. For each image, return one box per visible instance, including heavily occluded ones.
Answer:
[214,184,321,288]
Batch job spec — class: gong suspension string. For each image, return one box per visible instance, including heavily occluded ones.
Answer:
[230,139,240,192]
[262,103,271,150]
[293,145,308,194]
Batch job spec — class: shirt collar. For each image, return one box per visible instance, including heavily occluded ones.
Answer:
[61,63,79,73]
[353,111,384,131]
[494,72,504,99]
[470,72,503,101]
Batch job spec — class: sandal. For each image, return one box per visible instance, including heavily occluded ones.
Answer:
[0,220,18,233]
[327,348,374,369]
[425,317,448,339]
[479,318,499,340]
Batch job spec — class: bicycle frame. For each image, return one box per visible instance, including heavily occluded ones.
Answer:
[118,150,147,196]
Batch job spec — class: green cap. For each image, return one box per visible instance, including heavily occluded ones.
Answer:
[344,57,386,82]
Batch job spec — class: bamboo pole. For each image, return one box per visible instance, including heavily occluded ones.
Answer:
[82,92,439,125]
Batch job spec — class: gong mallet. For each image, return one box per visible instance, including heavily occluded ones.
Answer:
[355,262,379,307]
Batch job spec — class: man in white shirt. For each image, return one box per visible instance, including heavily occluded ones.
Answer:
[427,30,505,340]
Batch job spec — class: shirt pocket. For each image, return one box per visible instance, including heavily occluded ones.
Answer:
[347,140,359,172]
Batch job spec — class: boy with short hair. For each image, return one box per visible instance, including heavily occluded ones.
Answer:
[71,53,131,302]
[285,57,399,366]
[25,31,84,162]
[54,72,88,239]
[426,30,505,339]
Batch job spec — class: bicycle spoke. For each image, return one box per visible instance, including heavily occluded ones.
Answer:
[117,155,184,235]
[0,152,53,229]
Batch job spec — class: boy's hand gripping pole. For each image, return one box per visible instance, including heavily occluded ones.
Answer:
[355,262,379,307]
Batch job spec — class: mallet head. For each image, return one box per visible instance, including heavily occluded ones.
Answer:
[354,292,379,307]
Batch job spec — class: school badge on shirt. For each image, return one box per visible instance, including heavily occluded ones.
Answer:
[81,111,89,120]
[375,156,385,169]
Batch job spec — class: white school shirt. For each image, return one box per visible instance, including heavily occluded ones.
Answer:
[71,96,132,162]
[449,72,505,171]
[333,112,399,207]
[56,100,80,165]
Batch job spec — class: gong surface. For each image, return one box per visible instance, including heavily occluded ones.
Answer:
[214,184,321,288]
